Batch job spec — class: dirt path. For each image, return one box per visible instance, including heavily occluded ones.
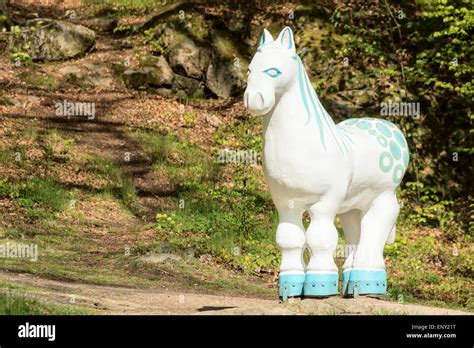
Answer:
[1,271,469,315]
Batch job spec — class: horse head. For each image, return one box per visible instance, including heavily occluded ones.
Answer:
[244,27,298,116]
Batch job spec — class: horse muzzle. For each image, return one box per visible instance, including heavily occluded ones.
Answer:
[243,88,275,116]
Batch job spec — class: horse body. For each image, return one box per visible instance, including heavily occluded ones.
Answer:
[244,27,409,298]
[262,85,352,207]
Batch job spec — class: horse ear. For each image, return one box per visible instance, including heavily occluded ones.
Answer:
[277,26,295,52]
[259,28,274,48]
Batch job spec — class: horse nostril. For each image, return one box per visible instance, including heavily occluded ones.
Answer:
[256,92,264,109]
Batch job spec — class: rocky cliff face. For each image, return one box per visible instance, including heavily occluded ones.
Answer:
[4,2,393,111]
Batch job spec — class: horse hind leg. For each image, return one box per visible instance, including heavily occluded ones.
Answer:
[339,209,362,293]
[345,192,400,297]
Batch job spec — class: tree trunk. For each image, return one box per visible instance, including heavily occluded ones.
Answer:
[0,0,11,31]
[0,0,7,15]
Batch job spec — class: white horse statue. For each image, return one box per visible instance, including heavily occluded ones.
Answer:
[244,27,409,299]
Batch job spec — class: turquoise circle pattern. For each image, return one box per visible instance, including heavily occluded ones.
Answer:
[393,164,404,184]
[344,119,358,125]
[376,122,392,137]
[340,118,408,186]
[357,120,371,130]
[389,141,401,160]
[402,150,409,168]
[394,130,407,148]
[382,119,396,128]
[379,152,393,173]
[377,135,388,147]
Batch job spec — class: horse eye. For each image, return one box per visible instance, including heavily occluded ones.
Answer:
[263,68,282,78]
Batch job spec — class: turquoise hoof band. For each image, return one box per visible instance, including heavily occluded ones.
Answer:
[303,273,339,297]
[278,274,305,300]
[343,269,387,297]
[342,269,351,295]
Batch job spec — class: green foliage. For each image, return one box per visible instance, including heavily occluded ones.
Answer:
[385,179,473,309]
[10,51,32,65]
[143,27,163,54]
[132,130,220,192]
[385,223,473,309]
[152,186,279,273]
[327,0,472,225]
[10,52,33,65]
[213,116,262,153]
[399,182,462,236]
[407,0,473,98]
[132,130,174,163]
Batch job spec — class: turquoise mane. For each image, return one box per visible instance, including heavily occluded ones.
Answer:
[292,55,353,155]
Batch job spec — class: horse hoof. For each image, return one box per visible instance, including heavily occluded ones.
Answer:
[343,269,387,297]
[303,272,339,297]
[278,273,305,301]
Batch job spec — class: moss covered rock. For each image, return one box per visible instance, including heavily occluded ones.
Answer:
[8,19,96,62]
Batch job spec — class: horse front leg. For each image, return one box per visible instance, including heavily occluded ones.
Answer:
[304,200,340,297]
[275,203,306,301]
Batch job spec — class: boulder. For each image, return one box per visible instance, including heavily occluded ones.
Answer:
[206,58,245,98]
[172,74,202,97]
[82,16,117,33]
[205,30,247,98]
[122,56,174,90]
[123,68,157,89]
[138,55,174,85]
[8,19,96,62]
[59,63,114,89]
[168,42,210,79]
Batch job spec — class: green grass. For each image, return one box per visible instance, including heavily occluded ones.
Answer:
[213,115,262,153]
[0,177,71,220]
[0,291,92,315]
[132,130,174,163]
[384,223,473,311]
[131,129,220,192]
[84,154,138,212]
[82,0,162,12]
[19,71,58,91]
[20,178,71,211]
[130,128,278,273]
[0,93,14,106]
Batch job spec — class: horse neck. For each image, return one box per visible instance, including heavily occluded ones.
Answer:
[265,56,350,156]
